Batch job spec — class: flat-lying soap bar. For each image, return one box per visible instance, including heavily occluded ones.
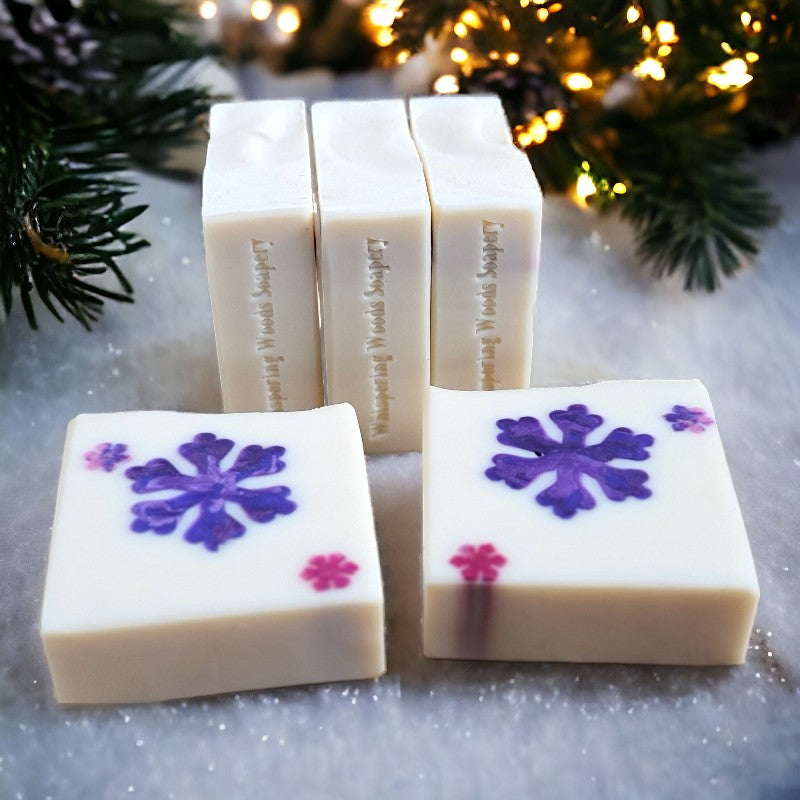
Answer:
[408,95,542,391]
[41,405,384,703]
[423,380,759,665]
[202,99,322,413]
[311,99,431,453]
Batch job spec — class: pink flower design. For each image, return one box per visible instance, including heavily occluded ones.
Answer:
[300,553,359,591]
[84,443,131,472]
[450,543,507,584]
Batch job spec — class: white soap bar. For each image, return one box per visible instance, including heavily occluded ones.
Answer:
[311,99,431,453]
[408,95,542,391]
[423,381,759,665]
[41,405,384,703]
[202,99,322,413]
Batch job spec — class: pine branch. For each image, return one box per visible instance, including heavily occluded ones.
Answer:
[0,0,213,330]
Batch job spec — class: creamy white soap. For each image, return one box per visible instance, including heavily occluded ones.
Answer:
[202,99,322,413]
[311,99,431,453]
[423,381,759,665]
[41,406,385,703]
[408,95,542,391]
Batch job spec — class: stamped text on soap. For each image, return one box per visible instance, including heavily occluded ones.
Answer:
[251,239,287,411]
[475,219,504,390]
[365,237,393,438]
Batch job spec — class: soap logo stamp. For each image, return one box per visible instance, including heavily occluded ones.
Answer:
[84,442,130,472]
[475,220,504,389]
[125,433,296,551]
[486,404,654,519]
[364,237,393,438]
[300,553,359,591]
[663,405,715,433]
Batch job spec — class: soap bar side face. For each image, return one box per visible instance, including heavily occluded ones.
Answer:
[40,405,385,702]
[423,380,759,665]
[312,100,431,453]
[202,100,322,413]
[409,96,542,392]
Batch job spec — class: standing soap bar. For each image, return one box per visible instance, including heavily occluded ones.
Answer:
[423,380,759,665]
[41,405,384,703]
[409,95,542,391]
[311,100,431,453]
[202,99,322,413]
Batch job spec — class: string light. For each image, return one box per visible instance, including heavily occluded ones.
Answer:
[198,0,217,20]
[501,15,512,31]
[746,51,760,63]
[516,117,549,147]
[396,49,411,64]
[564,72,593,91]
[450,47,469,64]
[575,173,597,204]
[613,182,627,195]
[454,21,468,37]
[460,9,482,29]
[626,5,640,23]
[433,74,460,94]
[658,44,672,57]
[276,5,301,33]
[375,27,394,46]
[655,20,678,44]
[489,50,500,60]
[751,20,762,33]
[367,1,402,28]
[741,11,752,26]
[537,7,549,21]
[706,58,752,90]
[634,57,666,81]
[641,24,652,42]
[250,0,272,21]
[505,51,520,65]
[721,41,734,54]
[549,2,562,12]
[543,108,564,130]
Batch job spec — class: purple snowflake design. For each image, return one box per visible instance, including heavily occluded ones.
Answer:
[124,433,296,552]
[485,404,655,519]
[84,443,131,472]
[663,405,715,433]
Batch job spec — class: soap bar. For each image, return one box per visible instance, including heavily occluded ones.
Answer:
[311,99,431,453]
[202,99,322,413]
[423,380,759,665]
[408,95,542,391]
[41,405,384,703]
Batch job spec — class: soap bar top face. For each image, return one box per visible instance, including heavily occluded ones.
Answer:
[408,95,541,210]
[203,99,312,218]
[423,381,759,665]
[311,100,431,453]
[311,99,431,216]
[202,99,322,413]
[408,95,542,391]
[41,405,384,702]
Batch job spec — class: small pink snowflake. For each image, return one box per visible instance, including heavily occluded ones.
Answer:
[450,543,507,583]
[664,405,715,433]
[84,443,130,472]
[300,553,359,591]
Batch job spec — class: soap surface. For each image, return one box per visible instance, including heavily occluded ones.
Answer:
[423,381,759,665]
[202,99,322,413]
[41,405,384,703]
[408,95,542,391]
[311,99,431,453]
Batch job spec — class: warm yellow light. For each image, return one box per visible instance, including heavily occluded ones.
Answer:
[454,21,468,37]
[741,11,752,26]
[721,41,733,54]
[655,20,678,44]
[516,117,548,147]
[634,57,666,81]
[198,0,217,20]
[250,0,272,21]
[752,20,762,33]
[543,108,564,130]
[396,49,411,64]
[537,7,549,21]
[505,51,520,66]
[707,57,753,90]
[520,0,530,7]
[564,72,593,91]
[368,6,396,27]
[450,46,469,64]
[501,15,511,31]
[489,50,500,60]
[549,2,562,12]
[375,27,394,46]
[276,5,301,33]
[641,24,652,42]
[433,74,460,94]
[576,173,597,202]
[658,44,672,57]
[746,51,760,63]
[613,182,627,194]
[626,5,640,23]
[460,9,482,29]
